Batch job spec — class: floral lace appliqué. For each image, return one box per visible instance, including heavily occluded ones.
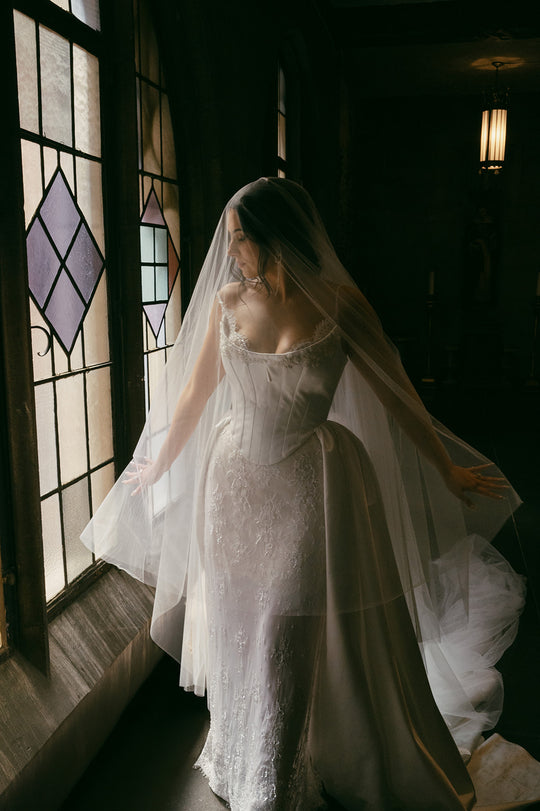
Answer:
[196,422,327,810]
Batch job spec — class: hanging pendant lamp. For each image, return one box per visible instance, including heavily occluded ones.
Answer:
[480,61,508,173]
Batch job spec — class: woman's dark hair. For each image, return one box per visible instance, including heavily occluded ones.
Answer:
[232,178,321,289]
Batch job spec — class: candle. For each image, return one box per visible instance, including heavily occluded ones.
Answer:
[428,271,435,296]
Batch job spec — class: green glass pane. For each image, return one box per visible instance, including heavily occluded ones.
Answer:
[155,227,167,263]
[155,266,168,300]
[141,265,155,302]
[140,224,154,262]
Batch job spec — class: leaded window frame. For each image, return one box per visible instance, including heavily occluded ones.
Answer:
[0,0,148,671]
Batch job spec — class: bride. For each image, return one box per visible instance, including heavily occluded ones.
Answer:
[82,178,527,810]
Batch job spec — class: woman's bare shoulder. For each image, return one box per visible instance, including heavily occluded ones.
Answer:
[217,281,243,310]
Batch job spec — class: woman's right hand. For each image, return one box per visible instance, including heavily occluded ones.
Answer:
[443,462,508,509]
[123,457,161,495]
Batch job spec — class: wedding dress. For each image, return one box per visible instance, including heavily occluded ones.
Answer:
[187,294,523,810]
[81,178,529,811]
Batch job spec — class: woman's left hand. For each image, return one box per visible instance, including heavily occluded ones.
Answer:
[123,457,160,495]
[444,463,509,509]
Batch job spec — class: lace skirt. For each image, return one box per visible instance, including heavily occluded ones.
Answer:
[192,420,476,811]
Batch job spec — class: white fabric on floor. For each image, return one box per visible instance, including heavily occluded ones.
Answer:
[469,734,540,809]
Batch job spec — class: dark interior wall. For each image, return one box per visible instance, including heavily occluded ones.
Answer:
[150,0,538,389]
[150,0,340,292]
[339,82,540,386]
[499,94,540,377]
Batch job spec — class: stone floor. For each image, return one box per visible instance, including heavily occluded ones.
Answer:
[61,387,540,810]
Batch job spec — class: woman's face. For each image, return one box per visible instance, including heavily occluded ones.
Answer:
[227,209,260,278]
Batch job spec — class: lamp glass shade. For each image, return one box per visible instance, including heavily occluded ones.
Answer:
[480,107,507,170]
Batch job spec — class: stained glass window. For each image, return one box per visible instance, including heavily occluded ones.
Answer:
[278,65,287,178]
[14,11,113,604]
[135,0,182,410]
[26,169,105,354]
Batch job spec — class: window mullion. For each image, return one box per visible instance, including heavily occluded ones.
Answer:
[0,4,49,673]
[100,0,145,468]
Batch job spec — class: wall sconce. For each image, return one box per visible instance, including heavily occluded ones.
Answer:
[480,61,508,173]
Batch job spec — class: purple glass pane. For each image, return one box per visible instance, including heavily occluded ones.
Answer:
[45,270,86,353]
[66,223,104,302]
[26,219,61,307]
[144,302,167,338]
[141,189,166,226]
[40,172,81,257]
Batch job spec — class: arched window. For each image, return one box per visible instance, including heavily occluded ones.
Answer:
[134,0,182,410]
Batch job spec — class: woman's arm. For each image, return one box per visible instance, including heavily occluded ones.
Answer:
[125,298,225,493]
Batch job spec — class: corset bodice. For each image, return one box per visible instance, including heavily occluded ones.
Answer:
[219,303,348,465]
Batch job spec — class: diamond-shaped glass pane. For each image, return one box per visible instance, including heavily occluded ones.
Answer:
[27,219,61,308]
[40,172,80,256]
[66,223,103,302]
[26,169,105,356]
[45,270,86,353]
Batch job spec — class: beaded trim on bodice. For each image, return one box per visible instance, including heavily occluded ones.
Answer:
[217,293,342,368]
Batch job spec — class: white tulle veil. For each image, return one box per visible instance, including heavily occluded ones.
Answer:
[81,177,524,756]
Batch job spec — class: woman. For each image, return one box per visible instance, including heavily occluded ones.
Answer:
[82,178,526,810]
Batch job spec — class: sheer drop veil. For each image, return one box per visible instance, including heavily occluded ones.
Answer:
[81,179,525,805]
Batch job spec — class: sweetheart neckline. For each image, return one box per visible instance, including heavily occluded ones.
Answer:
[234,323,337,357]
[225,317,338,357]
[217,293,338,357]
